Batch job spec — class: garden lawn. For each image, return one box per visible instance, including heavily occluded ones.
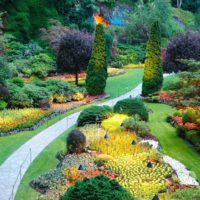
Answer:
[147,103,200,182]
[0,69,143,164]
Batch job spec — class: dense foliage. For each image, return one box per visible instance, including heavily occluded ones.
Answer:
[113,98,149,121]
[163,32,200,73]
[122,0,175,44]
[142,21,163,96]
[57,29,93,85]
[77,105,112,127]
[5,0,59,42]
[66,129,86,154]
[86,24,107,95]
[60,175,134,200]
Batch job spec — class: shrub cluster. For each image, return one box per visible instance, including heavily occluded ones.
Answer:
[113,98,149,121]
[77,105,112,127]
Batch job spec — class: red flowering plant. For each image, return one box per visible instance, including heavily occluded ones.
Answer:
[0,109,54,133]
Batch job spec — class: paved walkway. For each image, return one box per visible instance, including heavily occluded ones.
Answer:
[0,75,170,200]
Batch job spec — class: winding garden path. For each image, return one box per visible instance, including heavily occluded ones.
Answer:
[0,81,144,200]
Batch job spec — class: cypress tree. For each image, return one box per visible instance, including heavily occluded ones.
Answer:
[86,23,107,95]
[142,20,163,96]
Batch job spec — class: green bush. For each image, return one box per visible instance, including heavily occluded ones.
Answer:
[9,77,25,87]
[77,105,113,127]
[182,110,198,123]
[29,53,55,78]
[23,84,51,107]
[113,98,149,121]
[185,130,200,150]
[9,91,32,108]
[123,116,150,137]
[176,125,187,138]
[0,100,7,110]
[60,174,134,200]
[66,129,86,154]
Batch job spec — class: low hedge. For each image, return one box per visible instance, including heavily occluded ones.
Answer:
[113,98,149,121]
[77,105,112,127]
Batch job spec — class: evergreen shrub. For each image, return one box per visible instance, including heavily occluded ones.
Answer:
[77,105,112,127]
[66,129,86,154]
[142,20,163,96]
[113,98,149,121]
[60,174,134,200]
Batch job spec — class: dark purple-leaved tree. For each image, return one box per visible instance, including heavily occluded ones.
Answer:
[163,32,200,73]
[56,29,93,85]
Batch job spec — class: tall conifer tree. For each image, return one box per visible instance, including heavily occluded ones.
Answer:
[86,23,107,95]
[142,20,163,96]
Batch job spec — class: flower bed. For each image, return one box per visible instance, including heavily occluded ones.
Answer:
[0,108,54,134]
[168,107,200,151]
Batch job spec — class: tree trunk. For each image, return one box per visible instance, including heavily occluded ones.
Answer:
[75,72,78,86]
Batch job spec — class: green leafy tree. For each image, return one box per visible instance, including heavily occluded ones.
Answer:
[86,23,107,95]
[142,20,163,96]
[0,57,11,86]
[123,0,174,44]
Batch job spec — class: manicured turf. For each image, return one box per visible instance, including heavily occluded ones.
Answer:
[0,68,143,165]
[146,103,200,182]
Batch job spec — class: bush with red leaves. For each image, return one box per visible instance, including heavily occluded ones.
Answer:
[163,32,200,73]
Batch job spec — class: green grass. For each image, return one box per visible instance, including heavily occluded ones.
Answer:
[146,103,200,182]
[0,68,143,165]
[105,68,143,98]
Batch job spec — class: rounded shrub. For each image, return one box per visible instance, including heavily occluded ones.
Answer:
[182,110,198,124]
[60,174,134,200]
[77,105,112,127]
[113,98,149,121]
[10,77,25,87]
[66,129,86,154]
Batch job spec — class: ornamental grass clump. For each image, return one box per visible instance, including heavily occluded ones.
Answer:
[105,155,172,200]
[79,124,106,146]
[101,114,129,132]
[89,130,150,157]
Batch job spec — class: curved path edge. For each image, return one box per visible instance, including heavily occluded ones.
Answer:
[0,74,171,200]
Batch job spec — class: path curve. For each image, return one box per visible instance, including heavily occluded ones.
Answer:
[0,75,170,200]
